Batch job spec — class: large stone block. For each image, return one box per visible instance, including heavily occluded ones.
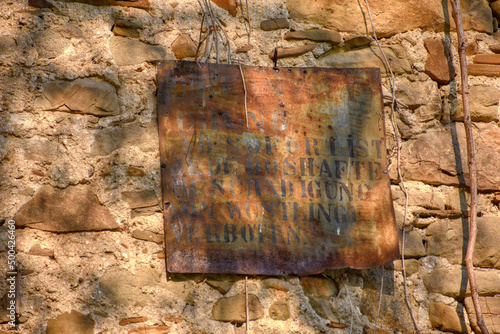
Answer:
[453,85,500,122]
[109,36,166,66]
[300,276,338,320]
[401,123,500,191]
[422,266,500,297]
[171,34,197,60]
[99,266,161,306]
[428,302,469,333]
[90,122,158,156]
[396,79,441,109]
[424,38,456,84]
[34,78,120,116]
[46,310,95,334]
[212,293,263,323]
[14,185,119,232]
[287,0,492,38]
[318,46,411,76]
[401,228,426,259]
[269,300,291,320]
[465,295,500,334]
[425,217,500,268]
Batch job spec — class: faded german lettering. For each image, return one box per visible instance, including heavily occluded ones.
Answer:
[158,61,399,275]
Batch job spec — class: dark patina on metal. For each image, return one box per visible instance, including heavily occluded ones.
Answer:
[157,61,399,275]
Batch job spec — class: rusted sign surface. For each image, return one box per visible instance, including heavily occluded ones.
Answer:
[157,61,399,275]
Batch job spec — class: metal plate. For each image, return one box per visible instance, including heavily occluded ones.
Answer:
[157,61,399,275]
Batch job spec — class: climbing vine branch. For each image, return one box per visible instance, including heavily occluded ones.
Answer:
[450,1,489,333]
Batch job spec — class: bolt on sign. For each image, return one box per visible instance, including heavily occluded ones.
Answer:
[157,61,399,276]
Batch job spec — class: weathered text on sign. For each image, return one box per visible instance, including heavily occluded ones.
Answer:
[157,61,399,275]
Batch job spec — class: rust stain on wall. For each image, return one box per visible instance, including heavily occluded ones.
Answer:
[157,61,399,275]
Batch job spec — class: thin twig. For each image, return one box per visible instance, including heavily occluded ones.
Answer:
[373,269,384,334]
[245,276,249,334]
[238,64,249,128]
[450,1,489,333]
[363,1,419,332]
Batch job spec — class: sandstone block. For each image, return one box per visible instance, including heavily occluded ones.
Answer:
[119,316,148,326]
[269,300,290,320]
[401,123,500,191]
[99,266,161,306]
[46,310,95,334]
[465,295,500,334]
[407,190,446,210]
[424,38,455,84]
[268,45,315,59]
[206,280,234,295]
[466,41,479,56]
[492,0,500,21]
[390,259,420,277]
[474,54,500,64]
[112,18,141,38]
[28,0,55,8]
[122,190,158,209]
[14,185,119,232]
[300,276,338,298]
[300,276,338,320]
[401,229,426,259]
[35,78,120,116]
[260,18,289,31]
[468,63,500,76]
[287,0,492,38]
[428,302,469,333]
[211,0,237,16]
[426,217,500,268]
[453,85,500,122]
[395,79,441,110]
[261,278,292,291]
[127,325,170,334]
[90,122,158,156]
[212,294,263,323]
[132,230,163,244]
[59,0,150,9]
[318,46,411,76]
[109,36,166,66]
[171,34,197,60]
[422,266,500,297]
[0,36,16,56]
[344,35,372,49]
[28,243,54,257]
[284,29,341,44]
[33,30,69,59]
[490,44,500,53]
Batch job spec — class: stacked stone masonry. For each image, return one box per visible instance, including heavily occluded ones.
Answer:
[0,0,500,333]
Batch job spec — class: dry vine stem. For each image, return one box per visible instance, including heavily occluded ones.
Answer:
[363,0,419,332]
[450,1,489,333]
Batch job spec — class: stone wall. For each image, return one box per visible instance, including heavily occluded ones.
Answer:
[1,0,500,333]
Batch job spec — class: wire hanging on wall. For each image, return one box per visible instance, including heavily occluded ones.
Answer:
[196,0,232,63]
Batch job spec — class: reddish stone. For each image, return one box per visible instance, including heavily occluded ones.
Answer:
[211,0,237,16]
[14,185,119,232]
[473,53,500,64]
[268,45,315,60]
[59,0,149,9]
[424,38,455,84]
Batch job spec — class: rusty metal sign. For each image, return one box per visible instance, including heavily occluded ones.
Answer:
[157,61,399,275]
